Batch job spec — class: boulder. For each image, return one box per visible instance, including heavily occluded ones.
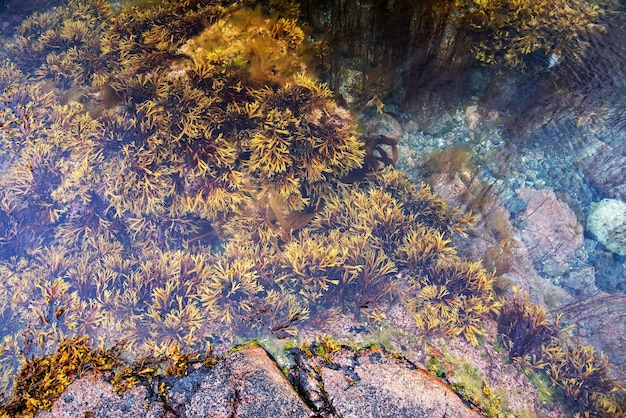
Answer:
[177,345,313,418]
[361,113,404,144]
[515,188,584,273]
[36,377,168,418]
[579,140,626,201]
[587,198,626,256]
[289,346,480,418]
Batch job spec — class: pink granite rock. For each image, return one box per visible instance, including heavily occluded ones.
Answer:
[36,376,169,418]
[515,188,583,275]
[290,346,480,418]
[179,345,313,418]
[34,344,484,418]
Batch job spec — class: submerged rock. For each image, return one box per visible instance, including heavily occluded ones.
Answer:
[360,113,404,144]
[515,188,584,274]
[587,198,626,256]
[579,140,626,202]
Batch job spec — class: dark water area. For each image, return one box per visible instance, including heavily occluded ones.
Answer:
[0,0,625,415]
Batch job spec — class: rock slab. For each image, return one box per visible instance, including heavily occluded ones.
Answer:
[176,345,313,418]
[516,188,584,273]
[36,377,168,418]
[289,346,481,418]
[36,344,480,418]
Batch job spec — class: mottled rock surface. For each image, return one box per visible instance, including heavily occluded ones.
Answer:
[289,346,481,418]
[361,113,404,144]
[36,377,168,418]
[587,198,626,256]
[515,188,584,273]
[176,345,313,418]
[34,344,481,418]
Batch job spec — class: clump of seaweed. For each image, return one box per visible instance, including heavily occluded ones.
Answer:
[498,289,625,416]
[497,287,560,360]
[246,75,364,214]
[460,0,606,70]
[256,289,310,339]
[537,338,624,416]
[0,335,215,416]
[365,168,477,236]
[286,168,497,343]
[213,167,497,345]
[0,64,54,156]
[1,336,123,416]
[197,254,265,326]
[9,0,114,90]
[176,8,365,228]
[396,227,500,345]
[0,64,62,256]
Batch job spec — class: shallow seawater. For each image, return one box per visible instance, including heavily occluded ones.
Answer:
[0,0,625,414]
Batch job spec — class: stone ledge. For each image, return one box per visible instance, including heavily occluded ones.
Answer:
[36,344,479,418]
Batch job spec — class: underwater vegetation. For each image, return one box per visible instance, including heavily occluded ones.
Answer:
[497,287,560,360]
[0,0,623,416]
[297,0,622,147]
[298,0,609,92]
[497,289,625,416]
[0,0,492,399]
[461,0,607,69]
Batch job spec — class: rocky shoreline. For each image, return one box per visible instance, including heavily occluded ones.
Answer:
[36,343,481,418]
